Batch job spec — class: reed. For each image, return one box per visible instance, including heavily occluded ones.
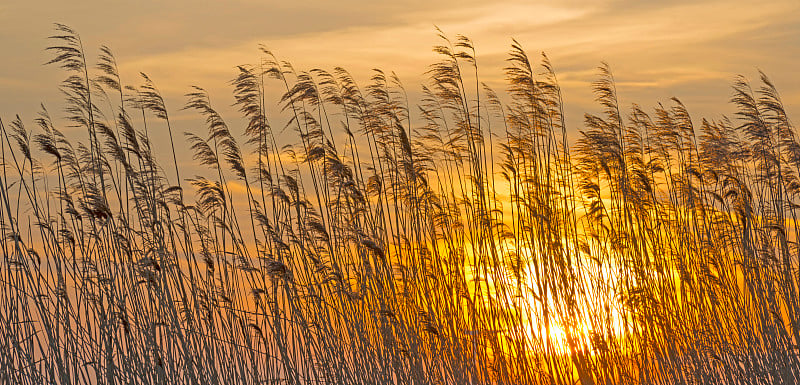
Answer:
[0,24,798,385]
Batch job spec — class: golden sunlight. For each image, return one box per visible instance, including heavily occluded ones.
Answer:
[1,2,798,384]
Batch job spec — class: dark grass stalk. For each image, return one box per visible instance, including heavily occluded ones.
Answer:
[3,23,800,385]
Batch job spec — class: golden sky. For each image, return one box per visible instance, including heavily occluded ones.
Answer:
[1,0,798,150]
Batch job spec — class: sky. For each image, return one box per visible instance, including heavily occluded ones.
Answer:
[1,0,798,164]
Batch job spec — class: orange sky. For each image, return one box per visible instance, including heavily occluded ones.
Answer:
[1,0,798,172]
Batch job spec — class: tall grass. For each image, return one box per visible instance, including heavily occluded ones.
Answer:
[1,24,798,385]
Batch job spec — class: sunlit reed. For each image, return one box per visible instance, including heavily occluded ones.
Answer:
[1,24,798,385]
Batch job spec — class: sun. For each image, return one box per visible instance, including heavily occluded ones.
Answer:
[477,239,628,356]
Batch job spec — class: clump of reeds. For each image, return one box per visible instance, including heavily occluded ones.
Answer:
[0,23,798,385]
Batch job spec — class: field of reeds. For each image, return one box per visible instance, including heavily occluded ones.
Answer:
[1,24,798,385]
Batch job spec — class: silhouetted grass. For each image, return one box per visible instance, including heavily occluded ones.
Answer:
[0,24,798,385]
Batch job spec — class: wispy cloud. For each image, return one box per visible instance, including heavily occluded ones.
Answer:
[1,0,797,128]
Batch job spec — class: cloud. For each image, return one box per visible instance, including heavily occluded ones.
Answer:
[1,0,797,135]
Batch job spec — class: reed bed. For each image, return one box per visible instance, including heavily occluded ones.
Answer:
[1,24,798,385]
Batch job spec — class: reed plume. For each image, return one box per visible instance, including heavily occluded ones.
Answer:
[0,24,798,385]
